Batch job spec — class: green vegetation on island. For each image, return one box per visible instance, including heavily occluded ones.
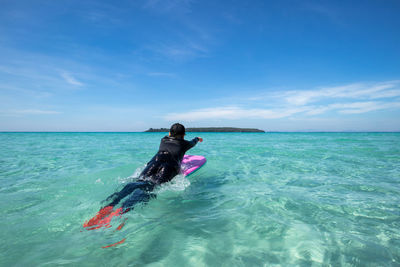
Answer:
[145,127,265,133]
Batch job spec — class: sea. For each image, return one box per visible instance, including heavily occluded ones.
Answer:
[0,132,399,266]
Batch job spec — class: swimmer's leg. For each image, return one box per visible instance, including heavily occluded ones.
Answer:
[85,181,156,230]
[121,189,156,212]
[104,181,154,207]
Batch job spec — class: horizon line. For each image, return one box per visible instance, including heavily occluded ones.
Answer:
[1,131,399,133]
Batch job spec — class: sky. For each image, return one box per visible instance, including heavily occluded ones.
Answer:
[0,0,400,132]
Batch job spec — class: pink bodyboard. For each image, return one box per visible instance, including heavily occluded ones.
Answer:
[181,155,206,176]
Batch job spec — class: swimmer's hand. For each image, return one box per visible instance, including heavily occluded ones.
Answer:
[198,137,203,142]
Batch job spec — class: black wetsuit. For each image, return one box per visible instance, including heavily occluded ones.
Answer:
[105,136,199,211]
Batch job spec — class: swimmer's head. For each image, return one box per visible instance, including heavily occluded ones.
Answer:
[169,123,185,138]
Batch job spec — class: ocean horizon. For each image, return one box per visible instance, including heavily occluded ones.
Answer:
[1,132,399,266]
[1,131,400,133]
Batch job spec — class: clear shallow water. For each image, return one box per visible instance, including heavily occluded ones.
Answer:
[0,132,399,266]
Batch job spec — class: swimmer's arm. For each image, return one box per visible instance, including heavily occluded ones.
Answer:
[193,137,203,143]
[186,137,203,149]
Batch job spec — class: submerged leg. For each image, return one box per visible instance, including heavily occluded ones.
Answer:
[85,182,155,230]
[105,181,154,207]
[121,188,156,211]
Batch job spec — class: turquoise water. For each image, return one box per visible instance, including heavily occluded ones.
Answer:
[1,132,399,266]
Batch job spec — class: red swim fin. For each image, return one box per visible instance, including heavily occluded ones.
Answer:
[116,218,128,231]
[97,207,123,229]
[102,238,126,248]
[100,217,128,248]
[83,206,123,230]
[83,206,113,229]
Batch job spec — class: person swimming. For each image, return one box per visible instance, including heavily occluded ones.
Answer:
[103,123,203,212]
[84,123,203,230]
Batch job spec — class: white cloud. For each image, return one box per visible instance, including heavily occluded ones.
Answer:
[335,101,400,114]
[282,81,400,105]
[139,0,213,62]
[147,72,176,77]
[304,101,398,115]
[1,109,61,116]
[61,72,83,86]
[143,0,194,14]
[17,109,61,114]
[165,106,310,121]
[165,81,400,121]
[149,41,208,61]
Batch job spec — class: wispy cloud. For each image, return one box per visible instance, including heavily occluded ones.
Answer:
[61,72,83,86]
[165,106,310,121]
[142,0,194,14]
[0,83,52,98]
[165,81,400,121]
[281,81,400,106]
[301,2,346,27]
[147,72,176,77]
[16,109,61,115]
[147,41,209,61]
[0,61,85,91]
[139,0,217,62]
[1,109,61,116]
[335,101,400,114]
[0,64,58,82]
[306,101,400,115]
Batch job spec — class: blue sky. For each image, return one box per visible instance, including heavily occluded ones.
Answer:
[1,0,399,131]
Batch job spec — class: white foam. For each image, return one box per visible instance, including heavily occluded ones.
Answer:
[118,165,191,193]
[118,165,145,184]
[155,174,191,194]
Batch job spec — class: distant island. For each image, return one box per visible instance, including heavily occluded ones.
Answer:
[145,127,265,133]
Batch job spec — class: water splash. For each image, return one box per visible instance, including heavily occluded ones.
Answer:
[155,174,191,194]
